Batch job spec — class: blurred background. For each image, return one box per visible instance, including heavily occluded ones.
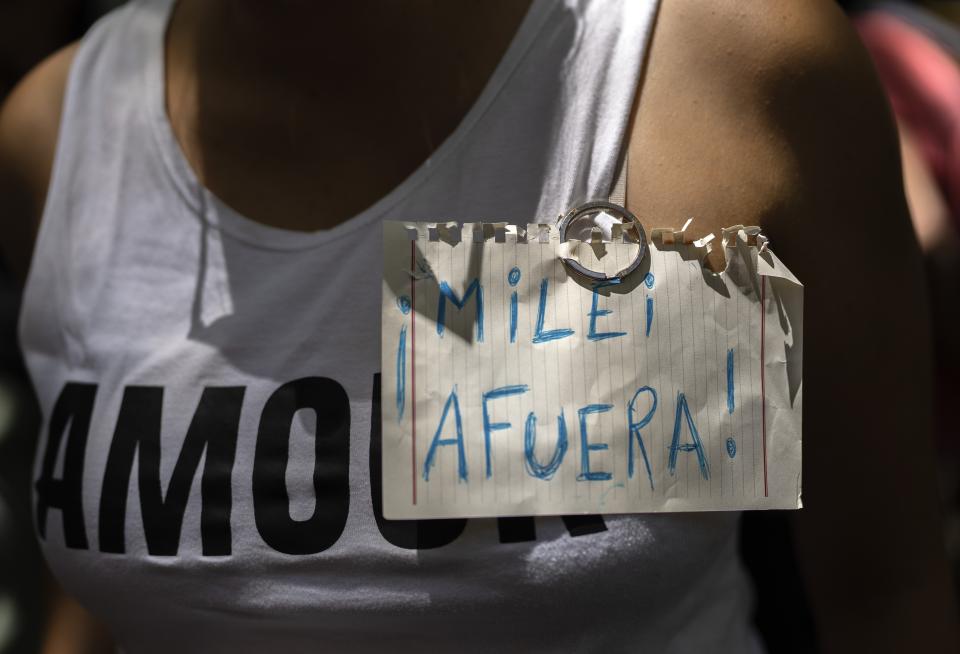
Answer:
[0,1,957,652]
[0,6,125,653]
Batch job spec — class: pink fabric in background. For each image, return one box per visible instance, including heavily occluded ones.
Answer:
[854,11,960,230]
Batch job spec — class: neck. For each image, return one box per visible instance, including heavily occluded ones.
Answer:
[182,0,532,85]
[162,0,535,231]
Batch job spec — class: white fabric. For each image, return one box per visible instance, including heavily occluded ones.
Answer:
[20,0,765,652]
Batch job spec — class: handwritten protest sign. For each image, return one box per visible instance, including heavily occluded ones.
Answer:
[381,220,802,519]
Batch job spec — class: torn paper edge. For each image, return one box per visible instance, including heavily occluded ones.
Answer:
[398,221,795,283]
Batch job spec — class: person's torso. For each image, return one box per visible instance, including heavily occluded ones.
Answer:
[20,1,763,651]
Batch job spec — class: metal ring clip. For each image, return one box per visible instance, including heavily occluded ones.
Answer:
[557,201,647,283]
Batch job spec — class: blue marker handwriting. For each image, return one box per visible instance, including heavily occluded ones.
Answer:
[420,383,713,488]
[382,220,802,516]
[428,268,664,346]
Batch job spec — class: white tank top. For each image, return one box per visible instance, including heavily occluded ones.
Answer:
[21,1,765,652]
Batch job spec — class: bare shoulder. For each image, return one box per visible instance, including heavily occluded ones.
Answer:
[631,2,960,646]
[627,0,907,253]
[0,42,79,282]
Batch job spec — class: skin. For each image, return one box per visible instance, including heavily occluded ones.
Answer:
[899,126,960,375]
[629,4,957,651]
[0,1,956,652]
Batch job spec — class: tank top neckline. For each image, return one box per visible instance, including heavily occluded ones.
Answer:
[144,0,554,251]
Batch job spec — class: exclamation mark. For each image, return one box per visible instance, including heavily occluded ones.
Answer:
[726,348,737,459]
[396,295,411,421]
[726,348,735,415]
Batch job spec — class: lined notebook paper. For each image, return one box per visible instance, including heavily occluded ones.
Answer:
[381,221,802,519]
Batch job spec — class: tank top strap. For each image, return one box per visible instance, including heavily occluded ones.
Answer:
[21,0,174,370]
[533,0,660,220]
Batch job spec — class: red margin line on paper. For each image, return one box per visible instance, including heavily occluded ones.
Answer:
[410,241,418,506]
[760,276,768,498]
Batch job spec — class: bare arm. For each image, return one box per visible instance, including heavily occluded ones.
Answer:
[626,0,957,650]
[40,565,115,654]
[0,42,115,654]
[0,42,76,282]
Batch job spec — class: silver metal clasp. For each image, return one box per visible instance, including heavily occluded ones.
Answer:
[557,201,647,283]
